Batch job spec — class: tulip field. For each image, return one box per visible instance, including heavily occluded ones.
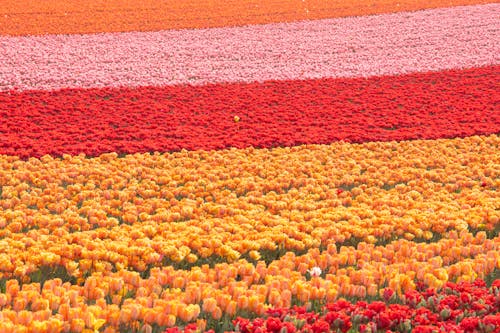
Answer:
[1,1,499,333]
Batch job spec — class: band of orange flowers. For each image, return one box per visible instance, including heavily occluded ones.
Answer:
[0,135,498,332]
[0,0,495,35]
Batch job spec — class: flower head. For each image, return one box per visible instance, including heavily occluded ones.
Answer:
[308,267,322,277]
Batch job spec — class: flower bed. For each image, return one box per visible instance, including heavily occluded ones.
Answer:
[1,66,499,158]
[2,4,498,92]
[0,0,493,36]
[0,136,498,332]
[0,1,498,332]
[230,279,500,333]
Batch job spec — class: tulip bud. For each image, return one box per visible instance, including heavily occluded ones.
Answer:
[428,296,435,308]
[402,319,412,332]
[295,319,306,329]
[417,299,427,308]
[440,308,451,320]
[305,302,312,311]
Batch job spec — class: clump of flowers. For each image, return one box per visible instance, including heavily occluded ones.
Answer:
[230,279,500,333]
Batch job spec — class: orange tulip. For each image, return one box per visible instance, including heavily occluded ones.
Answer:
[202,297,217,313]
[226,300,237,317]
[211,306,222,320]
[70,318,85,333]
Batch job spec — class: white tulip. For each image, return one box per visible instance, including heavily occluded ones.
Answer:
[308,266,322,277]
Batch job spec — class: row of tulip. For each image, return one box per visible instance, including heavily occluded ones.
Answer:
[0,0,491,36]
[0,237,497,332]
[1,228,498,300]
[1,66,499,158]
[2,4,498,92]
[0,135,498,280]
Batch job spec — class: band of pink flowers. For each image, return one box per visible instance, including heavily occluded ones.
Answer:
[0,3,498,92]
